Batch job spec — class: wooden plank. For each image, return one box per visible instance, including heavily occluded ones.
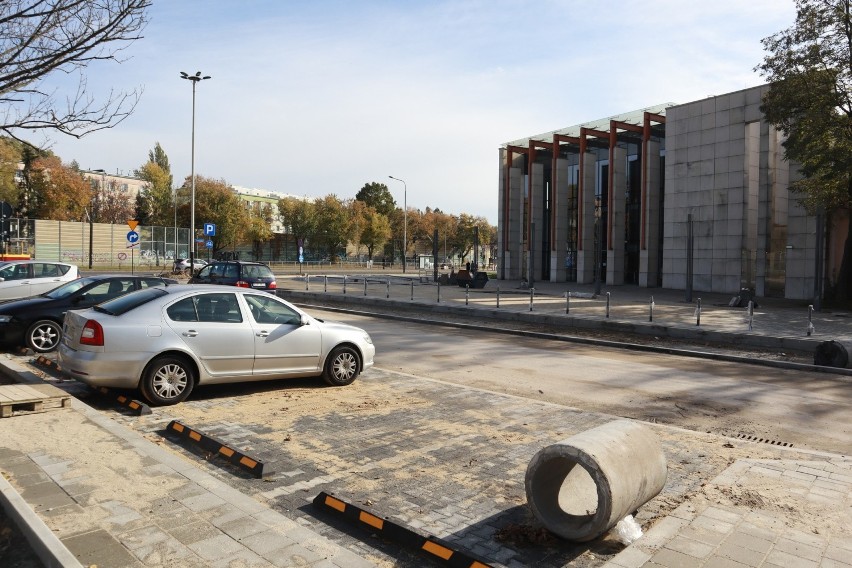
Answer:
[0,384,71,418]
[0,385,49,403]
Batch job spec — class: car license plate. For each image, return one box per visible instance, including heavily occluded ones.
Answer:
[252,282,266,288]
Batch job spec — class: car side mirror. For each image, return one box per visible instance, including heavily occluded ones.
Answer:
[300,314,310,326]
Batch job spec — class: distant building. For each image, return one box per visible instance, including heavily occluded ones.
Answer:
[81,170,146,202]
[498,84,844,301]
[231,186,301,234]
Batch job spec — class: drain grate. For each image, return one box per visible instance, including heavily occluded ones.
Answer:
[736,433,793,447]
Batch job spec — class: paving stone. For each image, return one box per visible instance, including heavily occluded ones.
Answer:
[63,528,140,568]
[187,533,246,561]
[716,542,765,566]
[663,535,715,559]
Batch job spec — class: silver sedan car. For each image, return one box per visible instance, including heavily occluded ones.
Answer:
[58,285,375,405]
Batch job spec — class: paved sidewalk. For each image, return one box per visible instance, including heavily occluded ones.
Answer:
[0,359,374,568]
[278,273,852,354]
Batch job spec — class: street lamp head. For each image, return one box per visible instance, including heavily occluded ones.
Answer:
[180,71,212,83]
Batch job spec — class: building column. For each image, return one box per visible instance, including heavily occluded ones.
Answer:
[528,162,545,282]
[607,146,627,285]
[576,152,597,284]
[639,140,661,287]
[550,157,569,281]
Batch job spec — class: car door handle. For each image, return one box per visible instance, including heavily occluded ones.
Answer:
[183,330,198,337]
[256,330,269,337]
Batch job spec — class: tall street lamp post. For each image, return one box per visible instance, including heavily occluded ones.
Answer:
[90,169,106,269]
[180,71,211,271]
[388,175,407,273]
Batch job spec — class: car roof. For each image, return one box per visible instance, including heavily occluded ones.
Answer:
[0,260,73,265]
[209,260,267,265]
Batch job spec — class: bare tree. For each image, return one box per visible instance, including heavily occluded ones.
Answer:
[0,0,151,145]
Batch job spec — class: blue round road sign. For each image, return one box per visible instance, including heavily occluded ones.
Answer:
[127,230,139,243]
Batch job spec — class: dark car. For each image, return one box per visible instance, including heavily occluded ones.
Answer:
[188,261,277,291]
[0,274,177,353]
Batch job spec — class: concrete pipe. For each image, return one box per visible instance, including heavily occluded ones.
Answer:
[524,420,667,542]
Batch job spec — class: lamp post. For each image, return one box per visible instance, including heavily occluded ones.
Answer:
[388,175,407,273]
[90,169,106,269]
[180,71,211,272]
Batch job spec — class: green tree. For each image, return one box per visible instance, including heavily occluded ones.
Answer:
[0,0,149,144]
[313,195,351,261]
[246,204,274,260]
[352,201,390,260]
[453,214,494,267]
[176,175,247,257]
[758,0,852,303]
[135,144,174,226]
[278,196,316,256]
[355,182,396,217]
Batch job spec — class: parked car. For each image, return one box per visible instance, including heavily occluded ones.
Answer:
[0,261,79,300]
[0,275,177,353]
[58,285,374,405]
[189,260,276,291]
[172,258,208,273]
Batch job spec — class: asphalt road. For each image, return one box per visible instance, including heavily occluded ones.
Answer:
[310,308,852,456]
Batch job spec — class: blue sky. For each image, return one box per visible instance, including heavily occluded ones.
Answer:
[44,0,797,224]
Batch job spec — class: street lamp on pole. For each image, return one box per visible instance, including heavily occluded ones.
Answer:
[388,175,407,273]
[90,169,106,270]
[180,71,211,272]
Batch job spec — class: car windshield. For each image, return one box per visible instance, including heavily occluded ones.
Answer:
[43,277,99,299]
[93,287,168,316]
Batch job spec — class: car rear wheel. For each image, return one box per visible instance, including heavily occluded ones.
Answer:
[140,356,195,405]
[322,346,360,386]
[26,320,62,353]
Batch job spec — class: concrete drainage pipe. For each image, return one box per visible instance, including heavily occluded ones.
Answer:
[524,420,667,542]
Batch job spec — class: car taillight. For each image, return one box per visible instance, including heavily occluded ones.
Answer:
[269,281,277,289]
[235,280,250,288]
[80,320,104,346]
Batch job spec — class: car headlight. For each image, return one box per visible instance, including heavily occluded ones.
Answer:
[0,315,13,324]
[363,333,373,345]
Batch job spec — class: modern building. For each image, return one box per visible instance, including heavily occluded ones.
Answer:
[498,84,844,301]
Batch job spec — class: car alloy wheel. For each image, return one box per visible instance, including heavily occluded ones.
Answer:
[323,346,360,386]
[141,356,195,405]
[26,320,62,353]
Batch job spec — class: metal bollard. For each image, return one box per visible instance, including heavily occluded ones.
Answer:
[566,290,570,314]
[324,275,328,293]
[343,275,347,294]
[465,284,469,305]
[305,274,309,291]
[696,298,701,326]
[410,281,414,301]
[364,277,368,296]
[386,278,390,299]
[807,305,814,336]
[605,292,610,318]
[747,300,754,331]
[497,285,500,308]
[437,282,441,303]
[649,295,654,322]
[529,287,535,312]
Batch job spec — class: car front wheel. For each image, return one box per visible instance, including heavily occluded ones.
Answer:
[322,346,360,386]
[140,356,195,405]
[26,320,62,353]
